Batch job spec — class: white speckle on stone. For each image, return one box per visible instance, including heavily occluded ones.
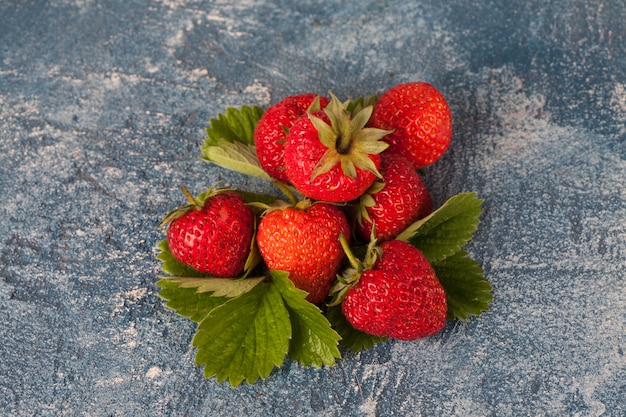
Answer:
[144,58,161,74]
[359,399,377,417]
[95,376,126,388]
[610,82,626,133]
[146,366,163,379]
[166,27,187,50]
[111,288,148,316]
[188,68,210,82]
[243,80,271,107]
[158,0,187,9]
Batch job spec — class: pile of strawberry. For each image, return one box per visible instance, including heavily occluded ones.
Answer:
[156,82,492,386]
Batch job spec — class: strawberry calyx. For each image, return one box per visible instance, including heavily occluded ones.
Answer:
[249,193,318,217]
[328,233,381,307]
[308,92,392,182]
[344,95,378,118]
[307,95,325,114]
[354,180,386,227]
[159,183,233,228]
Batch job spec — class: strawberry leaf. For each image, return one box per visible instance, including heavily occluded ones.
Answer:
[201,140,272,181]
[396,192,483,263]
[164,276,266,296]
[157,279,229,323]
[431,250,493,320]
[205,105,264,146]
[271,271,341,368]
[326,305,386,352]
[232,189,279,205]
[201,105,272,180]
[156,239,208,278]
[193,279,291,386]
[156,240,230,321]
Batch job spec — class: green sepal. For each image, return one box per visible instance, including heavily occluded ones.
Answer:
[432,250,493,320]
[345,95,378,117]
[159,184,234,229]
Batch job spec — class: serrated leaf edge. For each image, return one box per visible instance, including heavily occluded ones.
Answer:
[396,192,483,262]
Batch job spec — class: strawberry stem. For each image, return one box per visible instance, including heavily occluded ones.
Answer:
[339,234,360,270]
[273,180,298,205]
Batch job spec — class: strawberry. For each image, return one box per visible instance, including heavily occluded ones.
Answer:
[369,82,452,168]
[254,94,330,184]
[335,239,447,340]
[355,152,432,242]
[283,93,391,203]
[160,186,255,277]
[256,200,350,304]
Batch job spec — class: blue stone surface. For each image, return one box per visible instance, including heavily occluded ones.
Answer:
[1,1,625,415]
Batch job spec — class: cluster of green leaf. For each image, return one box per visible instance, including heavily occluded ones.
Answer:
[158,241,341,386]
[157,102,492,386]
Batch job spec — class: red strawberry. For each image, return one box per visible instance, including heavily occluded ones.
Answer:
[256,200,350,304]
[369,82,452,168]
[254,94,330,184]
[355,152,432,242]
[339,239,447,340]
[161,186,255,277]
[283,93,391,203]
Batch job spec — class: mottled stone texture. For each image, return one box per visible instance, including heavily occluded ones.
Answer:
[1,1,625,416]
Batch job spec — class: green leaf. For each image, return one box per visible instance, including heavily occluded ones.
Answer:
[271,271,341,368]
[205,105,264,146]
[201,140,272,181]
[432,250,493,320]
[165,276,265,297]
[396,192,483,263]
[193,280,291,386]
[326,305,386,352]
[201,105,271,180]
[157,279,229,323]
[156,239,207,278]
[156,239,230,321]
[232,189,279,205]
